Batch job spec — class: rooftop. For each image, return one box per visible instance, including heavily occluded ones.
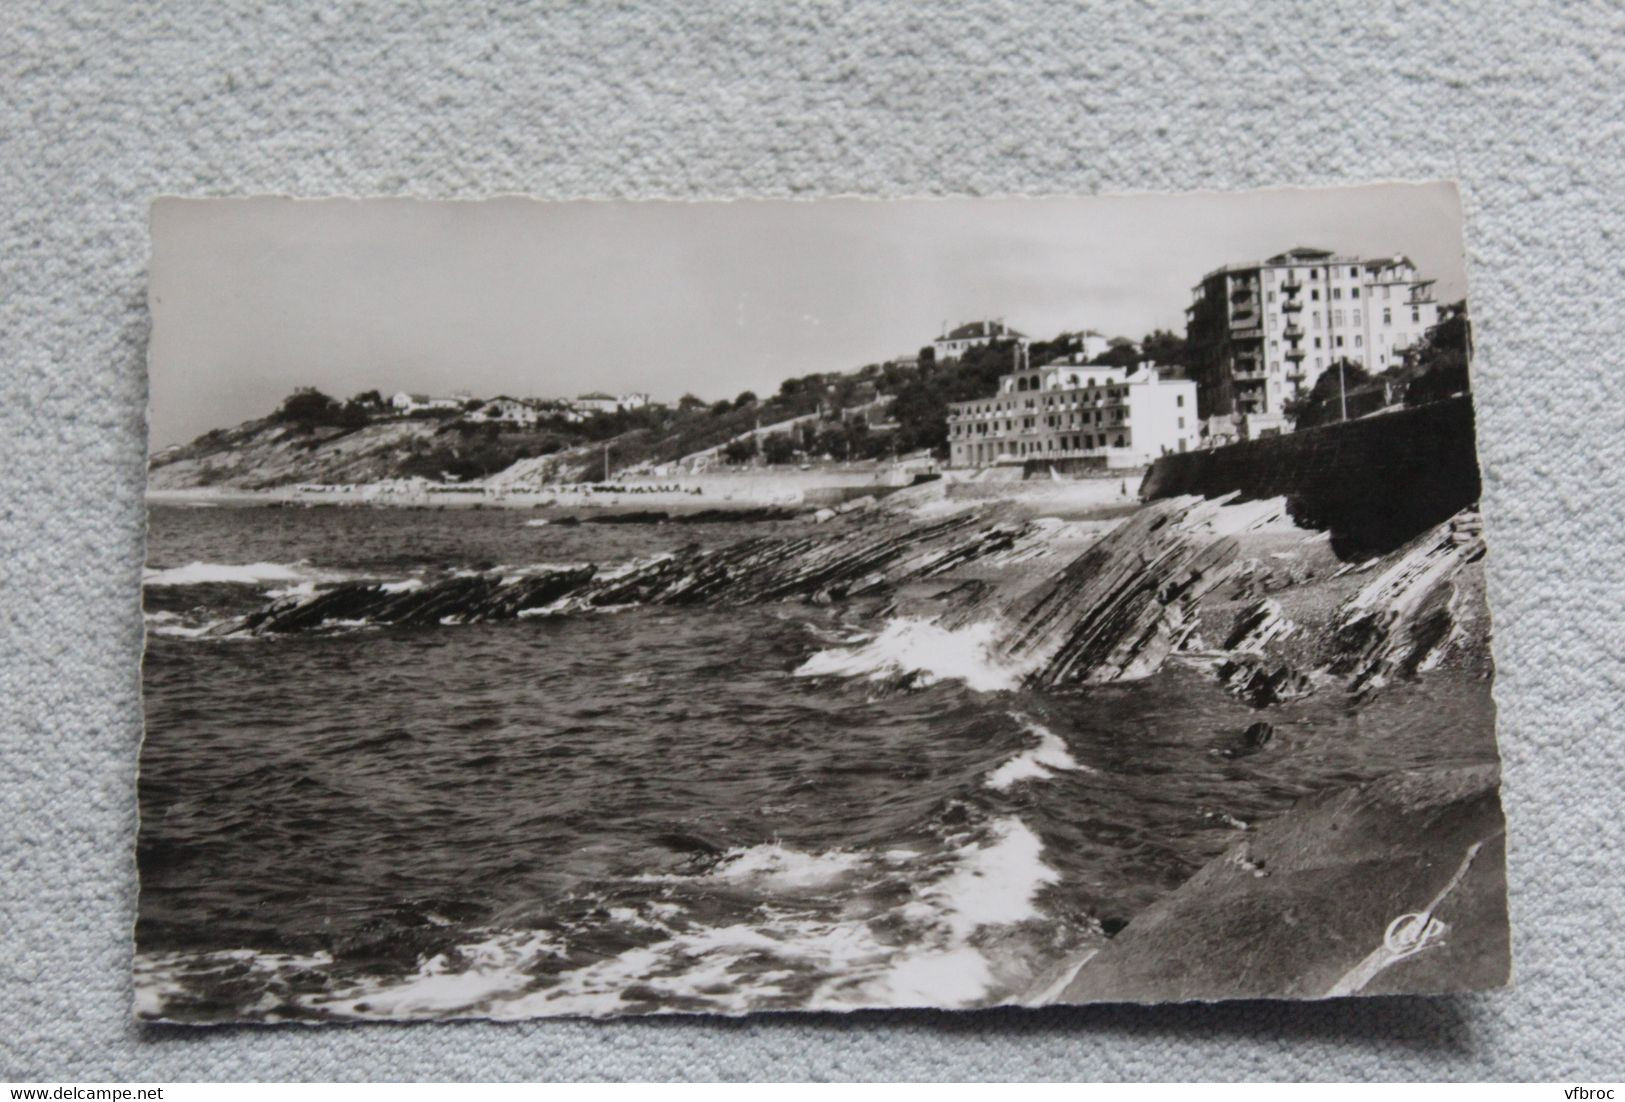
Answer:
[1197,248,1427,285]
[941,319,1026,341]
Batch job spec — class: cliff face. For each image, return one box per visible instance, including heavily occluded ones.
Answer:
[148,419,445,490]
[148,410,676,490]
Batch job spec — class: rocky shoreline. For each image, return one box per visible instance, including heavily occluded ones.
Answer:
[1041,763,1508,1004]
[197,480,1507,1002]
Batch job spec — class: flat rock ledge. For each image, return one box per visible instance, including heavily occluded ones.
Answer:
[1045,763,1509,1005]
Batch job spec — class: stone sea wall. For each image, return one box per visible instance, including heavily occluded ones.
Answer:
[1139,396,1482,554]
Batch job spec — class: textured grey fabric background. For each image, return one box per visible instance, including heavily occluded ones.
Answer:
[3,0,1622,1082]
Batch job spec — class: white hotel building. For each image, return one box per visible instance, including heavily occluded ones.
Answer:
[1186,247,1442,440]
[947,359,1199,469]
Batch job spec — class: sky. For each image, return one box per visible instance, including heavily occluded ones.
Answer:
[148,183,1467,448]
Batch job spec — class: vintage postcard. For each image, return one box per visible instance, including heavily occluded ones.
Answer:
[138,185,1507,1023]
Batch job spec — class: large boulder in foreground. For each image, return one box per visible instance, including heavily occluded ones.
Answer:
[1049,764,1509,1004]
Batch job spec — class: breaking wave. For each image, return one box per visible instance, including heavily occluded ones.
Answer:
[143,610,238,639]
[144,561,315,587]
[794,617,1031,693]
[986,718,1086,791]
[134,815,1063,1021]
[702,842,867,892]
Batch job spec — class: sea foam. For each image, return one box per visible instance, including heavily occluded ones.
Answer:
[151,813,1065,1021]
[705,842,866,892]
[144,561,313,587]
[794,617,1028,693]
[986,719,1085,791]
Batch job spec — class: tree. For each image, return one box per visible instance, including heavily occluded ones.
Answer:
[275,387,338,429]
[1140,329,1187,368]
[1404,301,1472,405]
[722,435,758,464]
[761,433,796,465]
[350,389,384,408]
[336,398,372,429]
[678,393,706,412]
[1090,337,1141,368]
[1291,358,1372,429]
[814,425,849,459]
[734,390,758,408]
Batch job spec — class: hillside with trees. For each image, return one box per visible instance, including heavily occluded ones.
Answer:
[150,325,1190,489]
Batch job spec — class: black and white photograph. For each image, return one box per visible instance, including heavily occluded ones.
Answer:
[136,184,1507,1024]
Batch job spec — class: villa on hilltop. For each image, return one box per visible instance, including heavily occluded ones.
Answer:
[465,397,546,427]
[390,391,466,414]
[571,392,649,416]
[933,319,1027,362]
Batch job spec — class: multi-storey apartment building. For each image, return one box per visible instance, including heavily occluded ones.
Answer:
[946,360,1198,469]
[1185,247,1442,440]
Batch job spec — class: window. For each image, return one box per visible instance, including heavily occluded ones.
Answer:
[1355,335,1363,348]
[1383,308,1392,324]
[1311,289,1320,301]
[1412,308,1421,322]
[1333,310,1344,325]
[1311,269,1320,279]
[1178,416,1185,429]
[1336,336,1344,348]
[1332,288,1342,300]
[1352,287,1360,299]
[1353,309,1362,325]
[1312,311,1321,327]
[1267,291,1276,302]
[1350,266,1359,277]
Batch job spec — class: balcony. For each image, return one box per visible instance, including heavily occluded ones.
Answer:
[1285,347,1307,362]
[1282,324,1304,340]
[1230,287,1254,303]
[1280,299,1303,314]
[1281,279,1303,294]
[1231,326,1263,341]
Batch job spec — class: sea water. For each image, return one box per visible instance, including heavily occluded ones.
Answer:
[136,504,1497,1021]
